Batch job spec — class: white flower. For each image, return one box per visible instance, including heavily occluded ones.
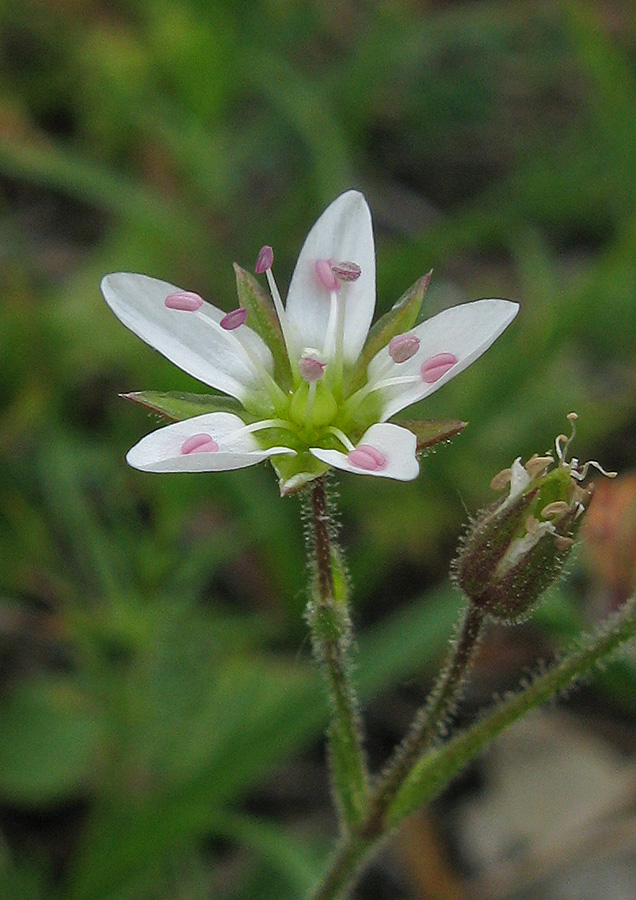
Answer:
[101,191,519,494]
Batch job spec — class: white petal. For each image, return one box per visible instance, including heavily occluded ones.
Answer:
[126,412,296,473]
[509,457,531,500]
[368,299,519,421]
[285,191,375,364]
[310,423,419,481]
[101,273,274,402]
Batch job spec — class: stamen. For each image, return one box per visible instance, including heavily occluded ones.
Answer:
[330,260,361,282]
[315,259,339,292]
[525,454,554,479]
[490,467,512,491]
[421,352,458,384]
[328,426,355,452]
[223,418,292,445]
[181,433,219,454]
[541,501,570,519]
[220,307,248,330]
[322,290,339,360]
[262,264,297,368]
[165,290,204,311]
[389,333,420,364]
[239,418,289,435]
[299,356,326,383]
[525,515,541,536]
[255,245,274,274]
[348,444,387,471]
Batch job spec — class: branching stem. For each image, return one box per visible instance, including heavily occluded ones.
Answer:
[308,595,636,900]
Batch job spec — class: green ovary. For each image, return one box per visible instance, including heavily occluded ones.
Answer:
[534,466,573,518]
[289,381,338,431]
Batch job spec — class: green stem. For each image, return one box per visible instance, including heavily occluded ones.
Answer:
[363,604,485,835]
[388,593,636,824]
[308,595,636,900]
[306,477,369,830]
[308,835,373,900]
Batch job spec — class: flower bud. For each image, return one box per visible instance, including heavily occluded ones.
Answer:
[454,415,612,623]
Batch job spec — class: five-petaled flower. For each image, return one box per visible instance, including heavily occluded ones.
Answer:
[101,191,519,494]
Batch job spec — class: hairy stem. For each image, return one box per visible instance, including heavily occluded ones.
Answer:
[388,594,636,823]
[308,595,636,900]
[363,604,485,836]
[306,477,369,830]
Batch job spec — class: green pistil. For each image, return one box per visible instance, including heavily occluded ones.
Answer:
[289,381,338,430]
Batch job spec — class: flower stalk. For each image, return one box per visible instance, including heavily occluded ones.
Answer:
[305,476,369,830]
[363,604,485,836]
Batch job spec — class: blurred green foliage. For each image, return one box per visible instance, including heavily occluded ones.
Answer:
[1,0,636,897]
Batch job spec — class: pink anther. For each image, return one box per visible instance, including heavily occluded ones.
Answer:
[348,444,387,471]
[165,291,204,311]
[315,258,339,292]
[389,333,420,364]
[330,260,361,282]
[255,245,274,274]
[298,356,326,382]
[421,352,458,384]
[220,307,248,330]
[180,433,220,455]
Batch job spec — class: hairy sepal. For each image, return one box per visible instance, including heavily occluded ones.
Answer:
[122,390,245,422]
[399,418,467,452]
[233,263,292,390]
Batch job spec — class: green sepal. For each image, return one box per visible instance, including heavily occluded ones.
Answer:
[345,272,431,395]
[121,390,245,422]
[399,418,467,452]
[234,263,292,391]
[456,488,539,606]
[271,452,330,496]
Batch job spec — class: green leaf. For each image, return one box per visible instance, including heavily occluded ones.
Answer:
[209,809,323,893]
[0,679,103,804]
[67,587,463,900]
[346,273,431,394]
[0,853,45,900]
[400,418,467,451]
[121,390,245,421]
[234,264,293,390]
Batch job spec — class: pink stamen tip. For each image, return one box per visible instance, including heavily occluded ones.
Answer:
[315,258,340,292]
[330,260,361,282]
[220,307,248,330]
[255,245,274,274]
[348,444,387,471]
[298,356,326,383]
[421,352,458,384]
[389,333,421,363]
[180,433,220,455]
[165,290,204,311]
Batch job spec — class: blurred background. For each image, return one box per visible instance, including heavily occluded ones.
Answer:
[2,1,636,898]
